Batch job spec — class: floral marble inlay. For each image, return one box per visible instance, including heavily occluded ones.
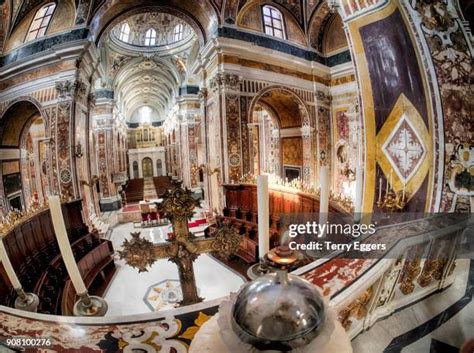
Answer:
[144,280,184,312]
[382,114,426,183]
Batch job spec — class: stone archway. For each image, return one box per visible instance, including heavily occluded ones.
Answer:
[0,98,51,212]
[248,86,314,184]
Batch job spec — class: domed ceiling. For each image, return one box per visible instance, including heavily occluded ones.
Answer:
[110,12,195,52]
[104,12,198,125]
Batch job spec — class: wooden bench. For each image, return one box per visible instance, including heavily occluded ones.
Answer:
[61,240,116,316]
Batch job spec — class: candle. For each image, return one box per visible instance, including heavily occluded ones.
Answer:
[257,175,270,259]
[354,165,363,221]
[49,196,88,295]
[378,178,382,203]
[0,239,21,289]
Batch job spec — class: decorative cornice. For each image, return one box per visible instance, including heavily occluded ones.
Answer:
[0,28,90,68]
[217,27,351,67]
[55,80,87,100]
[208,73,241,93]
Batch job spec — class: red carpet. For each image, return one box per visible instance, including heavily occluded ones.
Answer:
[122,204,140,212]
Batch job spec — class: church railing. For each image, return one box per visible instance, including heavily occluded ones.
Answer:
[293,213,471,338]
[0,214,470,348]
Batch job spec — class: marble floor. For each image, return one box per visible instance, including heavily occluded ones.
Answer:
[103,222,246,317]
[352,259,473,353]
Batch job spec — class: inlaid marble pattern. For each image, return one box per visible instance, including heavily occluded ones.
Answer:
[382,116,426,183]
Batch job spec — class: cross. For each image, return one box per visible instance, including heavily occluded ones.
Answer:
[118,183,242,306]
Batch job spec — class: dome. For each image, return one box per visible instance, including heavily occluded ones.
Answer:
[231,267,326,350]
[110,12,196,52]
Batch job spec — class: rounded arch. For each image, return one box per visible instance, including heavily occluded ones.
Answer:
[0,97,50,146]
[142,157,153,177]
[320,13,348,55]
[132,160,139,179]
[248,85,311,128]
[307,1,332,52]
[248,85,314,183]
[0,98,51,210]
[256,100,282,129]
[6,0,76,52]
[89,1,219,48]
[236,0,307,47]
[112,56,183,122]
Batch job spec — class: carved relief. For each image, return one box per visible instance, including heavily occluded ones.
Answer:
[377,258,403,307]
[226,94,242,181]
[97,131,110,198]
[398,245,424,295]
[54,82,76,199]
[338,286,374,330]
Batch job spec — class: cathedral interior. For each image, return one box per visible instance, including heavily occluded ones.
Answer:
[0,0,472,352]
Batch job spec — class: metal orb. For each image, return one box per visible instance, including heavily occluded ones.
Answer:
[231,271,326,351]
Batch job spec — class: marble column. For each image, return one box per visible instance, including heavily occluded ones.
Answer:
[92,91,122,211]
[54,80,84,200]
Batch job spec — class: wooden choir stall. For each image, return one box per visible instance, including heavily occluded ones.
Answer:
[0,200,115,315]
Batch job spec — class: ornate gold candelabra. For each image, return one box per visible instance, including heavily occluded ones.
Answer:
[0,200,49,237]
[237,173,355,213]
[376,177,408,212]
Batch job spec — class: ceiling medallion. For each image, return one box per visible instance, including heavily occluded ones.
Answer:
[376,94,432,199]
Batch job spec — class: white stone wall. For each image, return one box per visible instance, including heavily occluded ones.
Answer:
[128,147,166,178]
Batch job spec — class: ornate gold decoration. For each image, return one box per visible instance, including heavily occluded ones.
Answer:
[237,173,354,213]
[119,183,242,306]
[118,232,157,273]
[338,287,374,330]
[417,259,440,287]
[192,164,220,177]
[0,200,49,237]
[80,175,99,187]
[399,246,424,295]
[376,187,409,212]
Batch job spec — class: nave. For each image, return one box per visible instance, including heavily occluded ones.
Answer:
[0,0,472,352]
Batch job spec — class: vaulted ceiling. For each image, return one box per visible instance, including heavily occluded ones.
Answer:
[104,11,198,123]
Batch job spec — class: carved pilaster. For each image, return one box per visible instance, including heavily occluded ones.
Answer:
[53,79,85,199]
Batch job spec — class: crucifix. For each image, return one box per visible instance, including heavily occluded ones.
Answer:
[119,183,242,306]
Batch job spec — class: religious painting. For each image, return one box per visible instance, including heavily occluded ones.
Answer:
[281,137,303,167]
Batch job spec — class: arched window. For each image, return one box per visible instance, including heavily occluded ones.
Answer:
[262,5,285,39]
[119,23,130,42]
[174,24,184,41]
[144,28,156,46]
[25,2,56,42]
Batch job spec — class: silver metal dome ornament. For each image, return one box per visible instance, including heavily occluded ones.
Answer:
[231,246,326,351]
